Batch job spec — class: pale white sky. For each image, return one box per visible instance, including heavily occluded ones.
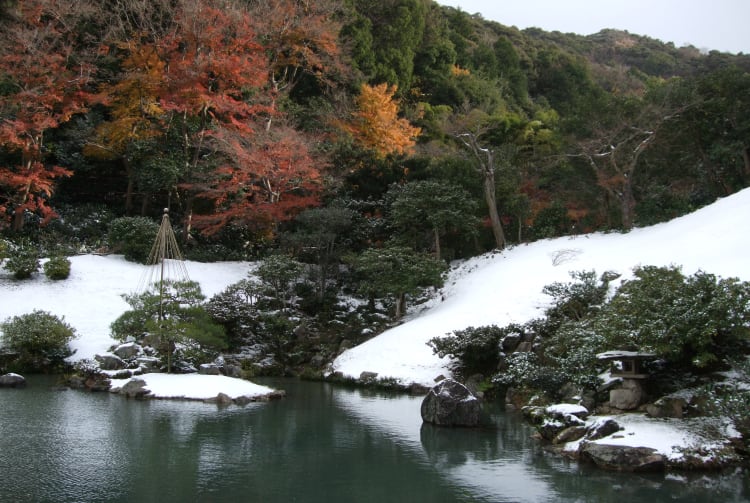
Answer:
[437,0,750,54]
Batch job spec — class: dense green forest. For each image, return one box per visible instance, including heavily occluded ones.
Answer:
[2,0,749,256]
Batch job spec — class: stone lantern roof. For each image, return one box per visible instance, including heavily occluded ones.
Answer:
[596,350,657,379]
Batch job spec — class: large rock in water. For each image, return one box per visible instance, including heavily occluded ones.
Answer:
[0,373,26,388]
[580,443,665,472]
[421,379,481,427]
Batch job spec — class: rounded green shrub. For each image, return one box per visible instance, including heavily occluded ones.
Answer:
[108,216,159,264]
[43,255,72,280]
[4,244,40,279]
[0,310,77,372]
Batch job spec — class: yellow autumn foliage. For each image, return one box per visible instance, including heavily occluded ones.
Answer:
[343,83,421,158]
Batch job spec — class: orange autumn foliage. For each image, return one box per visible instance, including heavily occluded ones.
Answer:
[342,83,421,158]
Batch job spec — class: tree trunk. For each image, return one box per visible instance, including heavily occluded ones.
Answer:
[12,166,33,232]
[124,160,135,216]
[456,131,507,250]
[483,171,506,249]
[140,191,150,216]
[11,204,25,232]
[433,227,441,261]
[620,176,635,230]
[395,292,406,319]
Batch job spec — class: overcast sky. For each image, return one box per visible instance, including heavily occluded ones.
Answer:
[436,0,750,54]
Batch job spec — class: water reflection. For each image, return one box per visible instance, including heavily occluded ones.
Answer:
[0,377,748,503]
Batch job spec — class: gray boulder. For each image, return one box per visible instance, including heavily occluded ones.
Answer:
[205,392,233,405]
[113,342,141,360]
[646,396,687,418]
[223,363,242,378]
[0,373,26,388]
[136,356,160,372]
[359,371,379,382]
[609,379,644,410]
[119,378,151,399]
[585,418,622,440]
[553,425,587,445]
[580,443,665,472]
[500,333,521,352]
[95,353,126,371]
[199,363,222,375]
[421,379,481,427]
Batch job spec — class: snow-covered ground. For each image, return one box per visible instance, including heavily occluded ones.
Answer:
[332,187,750,387]
[0,254,251,362]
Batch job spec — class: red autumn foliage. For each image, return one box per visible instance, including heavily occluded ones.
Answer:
[191,125,321,235]
[0,0,93,230]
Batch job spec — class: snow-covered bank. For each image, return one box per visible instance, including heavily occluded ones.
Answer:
[109,373,281,402]
[332,187,750,387]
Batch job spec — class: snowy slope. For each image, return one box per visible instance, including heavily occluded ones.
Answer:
[332,188,750,387]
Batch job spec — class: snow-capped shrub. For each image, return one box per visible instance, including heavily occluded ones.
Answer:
[43,255,71,280]
[4,242,40,279]
[205,278,263,347]
[493,351,566,398]
[541,270,612,326]
[0,310,77,371]
[428,324,520,376]
[0,239,8,261]
[594,266,750,371]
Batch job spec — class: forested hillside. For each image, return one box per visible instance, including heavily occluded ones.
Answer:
[1,0,748,257]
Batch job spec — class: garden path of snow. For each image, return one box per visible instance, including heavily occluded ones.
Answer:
[109,373,275,400]
[332,187,750,387]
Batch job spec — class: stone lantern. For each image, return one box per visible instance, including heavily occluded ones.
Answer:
[597,350,656,410]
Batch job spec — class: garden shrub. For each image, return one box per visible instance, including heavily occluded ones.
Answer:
[541,270,612,326]
[428,324,526,377]
[4,243,40,279]
[0,310,77,372]
[492,351,567,399]
[108,216,158,264]
[43,255,72,280]
[205,278,263,348]
[593,266,750,371]
[44,203,117,252]
[256,254,306,310]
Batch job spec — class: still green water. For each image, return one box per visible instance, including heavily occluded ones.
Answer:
[0,376,747,503]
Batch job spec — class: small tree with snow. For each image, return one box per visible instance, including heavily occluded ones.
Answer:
[348,244,446,319]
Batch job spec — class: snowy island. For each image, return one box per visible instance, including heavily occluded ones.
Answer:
[108,373,285,404]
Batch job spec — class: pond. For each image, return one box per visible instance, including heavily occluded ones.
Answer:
[1,376,747,502]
